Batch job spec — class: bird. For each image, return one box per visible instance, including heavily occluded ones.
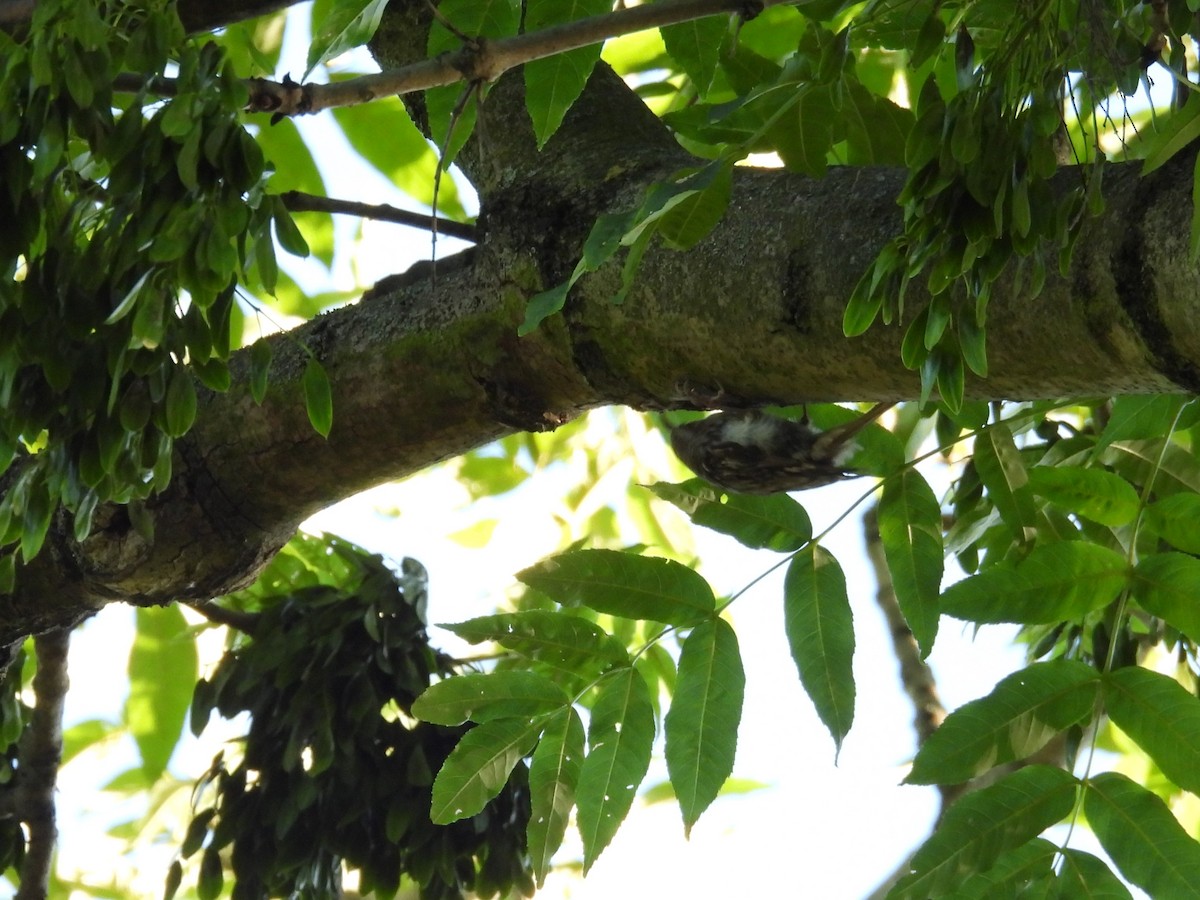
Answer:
[668,403,895,494]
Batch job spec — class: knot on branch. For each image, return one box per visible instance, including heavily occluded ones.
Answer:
[449,38,503,84]
[246,74,312,121]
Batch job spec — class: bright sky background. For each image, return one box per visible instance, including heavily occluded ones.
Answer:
[42,6,1161,898]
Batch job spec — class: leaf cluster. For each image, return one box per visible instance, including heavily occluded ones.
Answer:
[176,534,533,900]
[415,396,1200,896]
[0,0,301,580]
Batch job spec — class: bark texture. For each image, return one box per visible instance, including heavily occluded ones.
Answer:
[2,0,1199,642]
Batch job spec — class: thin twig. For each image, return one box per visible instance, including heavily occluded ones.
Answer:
[15,628,70,900]
[187,600,259,634]
[279,191,476,241]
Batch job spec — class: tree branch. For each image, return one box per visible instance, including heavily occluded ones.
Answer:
[187,601,260,634]
[863,506,947,753]
[279,191,476,241]
[14,629,69,900]
[114,0,768,118]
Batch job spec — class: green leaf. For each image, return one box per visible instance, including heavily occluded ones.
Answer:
[907,660,1099,785]
[841,82,913,165]
[1131,552,1200,643]
[249,339,271,404]
[528,706,585,887]
[164,859,183,900]
[519,280,572,336]
[1192,152,1200,260]
[768,85,838,176]
[302,357,332,437]
[660,15,727,96]
[272,197,310,258]
[940,542,1128,625]
[105,269,153,325]
[657,161,732,250]
[647,479,811,551]
[1026,465,1139,527]
[1143,494,1200,554]
[1096,395,1192,451]
[426,0,520,157]
[443,610,630,678]
[1142,94,1200,175]
[197,846,223,900]
[1056,848,1134,900]
[305,0,389,78]
[125,606,198,780]
[517,549,715,625]
[523,0,610,146]
[163,367,197,438]
[878,469,943,656]
[784,546,854,751]
[1084,772,1200,896]
[973,423,1036,540]
[665,619,744,836]
[890,766,1077,899]
[576,667,655,871]
[1104,666,1200,796]
[949,839,1058,896]
[430,717,544,824]
[412,671,569,726]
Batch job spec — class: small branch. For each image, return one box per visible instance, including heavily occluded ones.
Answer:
[15,628,70,900]
[862,505,948,900]
[863,506,947,752]
[280,191,477,241]
[187,601,259,634]
[115,0,773,117]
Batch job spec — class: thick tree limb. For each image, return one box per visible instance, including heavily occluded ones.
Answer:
[2,8,1199,646]
[14,629,69,900]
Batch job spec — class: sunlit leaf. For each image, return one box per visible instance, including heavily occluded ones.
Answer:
[647,479,811,551]
[528,706,585,886]
[412,671,569,726]
[576,667,655,871]
[518,549,715,625]
[973,423,1036,540]
[443,610,630,678]
[125,615,199,778]
[430,717,543,824]
[1026,465,1139,526]
[784,545,854,750]
[665,619,744,836]
[305,0,389,78]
